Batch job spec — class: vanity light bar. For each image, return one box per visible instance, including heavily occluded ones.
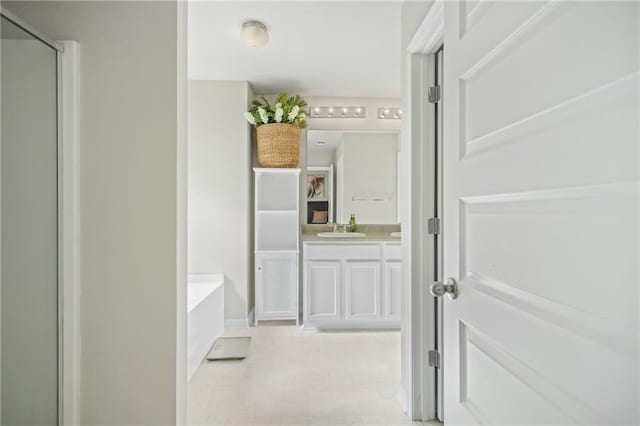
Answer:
[378,107,402,120]
[308,106,366,119]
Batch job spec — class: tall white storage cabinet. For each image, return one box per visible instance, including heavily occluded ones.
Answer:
[254,168,300,325]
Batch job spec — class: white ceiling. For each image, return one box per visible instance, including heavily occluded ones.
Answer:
[307,130,343,152]
[188,1,402,97]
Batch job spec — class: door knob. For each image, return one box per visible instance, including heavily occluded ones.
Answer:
[430,277,458,300]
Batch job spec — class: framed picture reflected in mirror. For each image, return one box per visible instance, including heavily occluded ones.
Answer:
[306,166,333,224]
[307,170,328,201]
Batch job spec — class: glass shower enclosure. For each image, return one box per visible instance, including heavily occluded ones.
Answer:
[1,9,62,426]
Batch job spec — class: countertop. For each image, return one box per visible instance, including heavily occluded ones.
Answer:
[302,233,401,243]
[301,224,401,243]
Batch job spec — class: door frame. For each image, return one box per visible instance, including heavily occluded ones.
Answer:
[59,39,81,426]
[403,0,444,421]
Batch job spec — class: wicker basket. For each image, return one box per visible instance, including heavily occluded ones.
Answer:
[256,123,300,168]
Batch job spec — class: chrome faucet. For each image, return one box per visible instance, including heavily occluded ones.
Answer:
[332,223,348,233]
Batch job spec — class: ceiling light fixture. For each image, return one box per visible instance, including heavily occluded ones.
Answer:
[241,20,269,48]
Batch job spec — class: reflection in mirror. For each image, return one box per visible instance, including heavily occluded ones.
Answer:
[306,130,400,225]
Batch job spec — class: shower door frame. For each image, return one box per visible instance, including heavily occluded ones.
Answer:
[0,8,80,426]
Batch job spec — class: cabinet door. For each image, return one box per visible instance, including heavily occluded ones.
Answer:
[345,262,381,320]
[384,262,401,320]
[305,261,341,321]
[256,253,297,320]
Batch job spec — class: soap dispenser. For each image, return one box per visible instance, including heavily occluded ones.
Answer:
[349,213,357,232]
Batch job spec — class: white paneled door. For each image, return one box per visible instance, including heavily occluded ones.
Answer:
[442,1,639,425]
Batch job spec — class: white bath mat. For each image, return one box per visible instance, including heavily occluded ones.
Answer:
[206,336,251,361]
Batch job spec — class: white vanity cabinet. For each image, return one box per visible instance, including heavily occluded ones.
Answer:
[303,242,401,329]
[255,252,298,321]
[254,169,300,325]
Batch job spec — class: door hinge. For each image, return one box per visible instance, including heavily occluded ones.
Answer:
[428,350,441,368]
[427,217,441,235]
[428,85,441,103]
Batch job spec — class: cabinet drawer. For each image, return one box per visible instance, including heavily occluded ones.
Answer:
[383,244,401,261]
[304,244,381,260]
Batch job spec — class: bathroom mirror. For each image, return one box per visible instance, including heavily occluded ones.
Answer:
[306,130,400,225]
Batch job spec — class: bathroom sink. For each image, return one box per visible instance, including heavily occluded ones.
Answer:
[317,232,367,238]
[390,232,401,238]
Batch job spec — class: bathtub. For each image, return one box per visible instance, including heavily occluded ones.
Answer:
[188,273,224,379]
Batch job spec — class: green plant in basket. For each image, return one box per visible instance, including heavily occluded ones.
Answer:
[244,93,308,128]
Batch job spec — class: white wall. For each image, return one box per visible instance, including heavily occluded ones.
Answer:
[339,132,399,224]
[188,80,253,325]
[4,2,186,424]
[307,148,336,167]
